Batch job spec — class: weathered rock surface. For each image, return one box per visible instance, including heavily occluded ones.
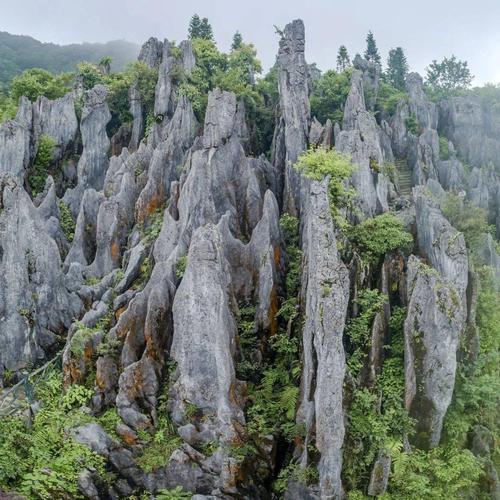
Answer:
[274,19,310,214]
[296,178,349,498]
[404,255,463,449]
[336,69,391,216]
[0,175,82,372]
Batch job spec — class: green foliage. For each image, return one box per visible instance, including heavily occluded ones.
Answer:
[405,111,420,135]
[310,68,353,125]
[274,462,319,493]
[0,369,104,499]
[425,55,474,100]
[348,213,413,264]
[442,193,495,256]
[294,147,356,216]
[385,47,408,91]
[377,81,408,115]
[140,208,164,245]
[439,136,450,160]
[188,14,214,41]
[344,302,413,491]
[0,31,137,89]
[58,201,76,242]
[136,399,182,473]
[0,89,17,122]
[30,133,56,196]
[97,408,122,440]
[346,289,386,378]
[387,446,482,499]
[175,255,188,279]
[336,45,351,72]
[231,31,243,51]
[76,61,103,90]
[364,31,381,65]
[10,68,73,103]
[156,486,192,500]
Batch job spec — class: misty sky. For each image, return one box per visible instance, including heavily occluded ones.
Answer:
[3,0,500,85]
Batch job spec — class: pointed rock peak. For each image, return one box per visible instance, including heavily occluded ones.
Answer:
[279,19,305,56]
[138,37,164,68]
[203,89,245,148]
[342,69,366,130]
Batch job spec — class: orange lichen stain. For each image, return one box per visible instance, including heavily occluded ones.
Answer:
[115,306,126,320]
[268,286,279,336]
[136,192,161,224]
[111,239,120,261]
[273,245,281,266]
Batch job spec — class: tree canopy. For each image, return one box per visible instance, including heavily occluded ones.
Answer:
[188,14,214,41]
[425,55,474,98]
[386,47,408,91]
[364,31,381,65]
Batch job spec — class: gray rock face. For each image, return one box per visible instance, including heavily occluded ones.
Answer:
[368,449,391,496]
[336,70,391,216]
[406,73,438,130]
[63,85,111,214]
[274,19,310,214]
[439,95,500,172]
[0,175,82,373]
[296,178,349,499]
[128,84,143,151]
[415,189,468,302]
[404,256,464,449]
[138,37,163,68]
[0,97,33,183]
[33,93,78,162]
[353,54,380,111]
[170,224,243,441]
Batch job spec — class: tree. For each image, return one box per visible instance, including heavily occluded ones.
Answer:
[425,55,473,98]
[336,45,351,72]
[364,31,381,65]
[231,31,243,51]
[386,47,408,91]
[98,56,112,75]
[188,14,214,41]
[10,68,73,102]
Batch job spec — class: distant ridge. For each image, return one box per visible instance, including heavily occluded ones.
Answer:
[0,31,140,88]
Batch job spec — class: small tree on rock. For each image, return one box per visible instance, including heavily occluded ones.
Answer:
[336,45,351,72]
[425,55,473,98]
[386,47,408,90]
[364,31,381,65]
[231,31,243,51]
[188,14,214,41]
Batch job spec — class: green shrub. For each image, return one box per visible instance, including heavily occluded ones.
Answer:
[156,486,192,499]
[294,147,356,216]
[439,136,450,160]
[58,201,76,242]
[10,68,73,103]
[405,112,419,135]
[377,81,408,115]
[310,68,353,125]
[0,369,104,498]
[175,255,188,279]
[348,213,413,264]
[30,134,56,196]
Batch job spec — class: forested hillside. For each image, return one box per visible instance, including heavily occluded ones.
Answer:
[0,31,139,88]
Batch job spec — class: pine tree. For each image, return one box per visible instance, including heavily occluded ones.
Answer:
[188,14,213,40]
[188,14,202,39]
[386,47,409,90]
[336,45,351,72]
[364,31,381,65]
[231,31,243,51]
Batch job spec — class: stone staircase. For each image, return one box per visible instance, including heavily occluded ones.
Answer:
[395,159,413,196]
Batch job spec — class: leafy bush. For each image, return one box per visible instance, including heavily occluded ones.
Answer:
[348,213,413,264]
[442,193,495,256]
[0,369,105,499]
[294,147,356,216]
[175,255,188,279]
[405,111,420,135]
[30,134,56,196]
[156,486,192,499]
[10,68,73,103]
[439,136,450,160]
[310,68,352,125]
[377,81,408,115]
[58,201,76,242]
